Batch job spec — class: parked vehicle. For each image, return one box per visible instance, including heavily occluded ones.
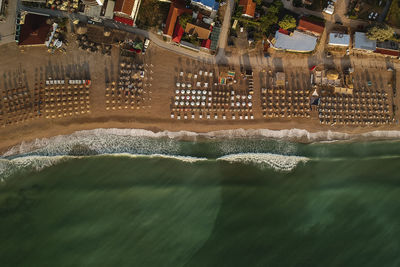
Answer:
[142,38,150,54]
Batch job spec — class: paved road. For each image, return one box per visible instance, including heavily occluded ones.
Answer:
[215,0,234,64]
[4,0,400,72]
[0,0,17,46]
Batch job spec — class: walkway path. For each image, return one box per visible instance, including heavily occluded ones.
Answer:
[0,0,17,46]
[215,0,234,64]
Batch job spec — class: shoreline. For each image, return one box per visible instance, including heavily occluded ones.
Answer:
[2,115,400,156]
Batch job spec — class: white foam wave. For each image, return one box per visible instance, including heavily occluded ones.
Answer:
[0,153,208,181]
[107,153,207,163]
[0,156,68,181]
[6,128,400,157]
[217,153,309,171]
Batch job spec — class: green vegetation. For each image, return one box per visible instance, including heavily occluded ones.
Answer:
[278,15,296,30]
[386,0,400,27]
[366,23,394,41]
[181,33,200,46]
[179,13,192,29]
[136,0,170,29]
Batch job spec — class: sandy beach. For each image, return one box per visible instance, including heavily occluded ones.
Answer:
[1,39,400,155]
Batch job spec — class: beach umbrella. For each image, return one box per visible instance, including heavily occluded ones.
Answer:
[181,89,185,94]
[176,82,180,87]
[196,95,201,100]
[175,90,180,94]
[180,101,184,106]
[181,83,186,88]
[202,96,206,100]
[175,101,179,106]
[187,84,192,88]
[181,96,185,100]
[186,96,190,100]
[186,90,191,94]
[191,90,196,95]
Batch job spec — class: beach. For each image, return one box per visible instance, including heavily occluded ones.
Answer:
[1,41,400,154]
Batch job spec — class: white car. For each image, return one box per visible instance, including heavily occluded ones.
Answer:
[142,38,150,54]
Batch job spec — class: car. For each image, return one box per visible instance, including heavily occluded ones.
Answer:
[142,38,150,54]
[88,20,95,25]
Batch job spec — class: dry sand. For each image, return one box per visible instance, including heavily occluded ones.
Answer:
[1,42,400,154]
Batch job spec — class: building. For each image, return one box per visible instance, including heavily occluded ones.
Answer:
[354,32,376,52]
[328,32,350,47]
[82,0,104,5]
[209,25,221,50]
[163,0,192,37]
[104,0,116,19]
[375,41,400,57]
[113,0,141,25]
[0,0,6,16]
[238,0,256,18]
[271,30,317,52]
[185,22,211,39]
[191,0,219,12]
[18,13,51,46]
[297,17,325,36]
[323,4,334,15]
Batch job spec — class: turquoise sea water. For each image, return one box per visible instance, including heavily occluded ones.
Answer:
[1,132,400,266]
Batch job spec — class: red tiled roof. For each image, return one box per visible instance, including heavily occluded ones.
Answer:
[239,0,256,18]
[164,0,192,36]
[113,15,134,26]
[297,17,325,35]
[18,13,51,46]
[278,28,289,35]
[375,47,400,57]
[201,39,211,49]
[114,0,135,16]
[172,22,184,43]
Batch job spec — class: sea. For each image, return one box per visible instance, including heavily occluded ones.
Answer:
[1,128,400,267]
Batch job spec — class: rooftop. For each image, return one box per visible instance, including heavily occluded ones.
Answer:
[114,0,135,15]
[297,17,325,35]
[239,0,256,18]
[273,30,317,52]
[164,0,192,37]
[18,13,51,46]
[354,32,376,51]
[376,40,399,51]
[191,0,219,11]
[375,47,400,57]
[185,22,211,39]
[328,32,350,46]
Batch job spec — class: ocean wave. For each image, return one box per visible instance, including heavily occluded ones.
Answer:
[0,156,68,182]
[0,153,208,181]
[217,153,309,171]
[5,128,400,158]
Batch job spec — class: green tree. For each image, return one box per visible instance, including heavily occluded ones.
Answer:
[259,13,278,33]
[278,15,297,30]
[255,0,262,5]
[235,6,244,17]
[179,13,192,29]
[366,23,394,41]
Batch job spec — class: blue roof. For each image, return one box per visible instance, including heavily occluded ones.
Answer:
[193,0,217,9]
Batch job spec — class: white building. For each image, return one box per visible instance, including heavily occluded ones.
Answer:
[354,32,376,52]
[328,33,350,47]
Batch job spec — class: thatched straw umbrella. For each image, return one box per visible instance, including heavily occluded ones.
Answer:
[76,26,87,35]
